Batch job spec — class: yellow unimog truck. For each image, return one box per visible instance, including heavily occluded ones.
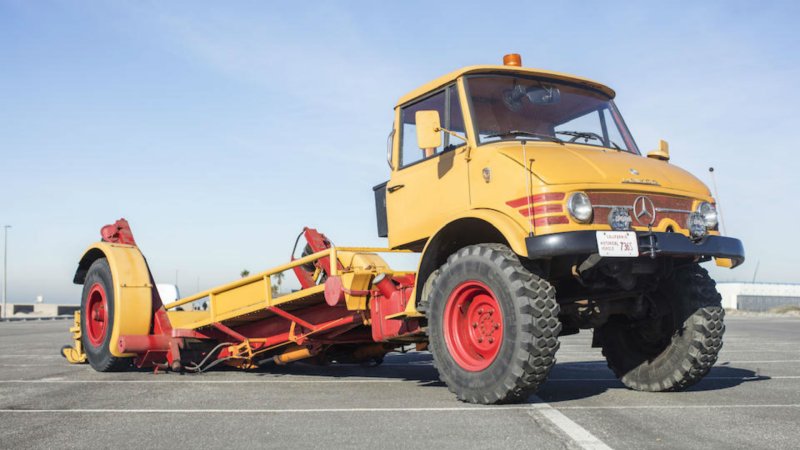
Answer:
[65,54,744,405]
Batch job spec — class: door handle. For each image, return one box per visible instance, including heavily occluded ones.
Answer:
[387,184,405,193]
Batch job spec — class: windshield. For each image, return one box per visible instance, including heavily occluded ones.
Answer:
[466,74,639,154]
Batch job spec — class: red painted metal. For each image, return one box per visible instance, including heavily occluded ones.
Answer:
[443,281,503,372]
[85,283,108,346]
[100,218,137,246]
[268,306,318,331]
[212,322,248,342]
[533,215,569,227]
[506,192,565,208]
[324,276,345,306]
[370,274,422,342]
[519,204,564,216]
[292,228,343,290]
[216,311,364,358]
[586,192,693,228]
[118,335,172,353]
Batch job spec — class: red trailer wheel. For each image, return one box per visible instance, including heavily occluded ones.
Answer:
[85,283,109,346]
[443,281,503,371]
[80,258,131,372]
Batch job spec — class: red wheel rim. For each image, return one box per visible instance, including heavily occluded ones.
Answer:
[443,281,503,371]
[86,283,109,346]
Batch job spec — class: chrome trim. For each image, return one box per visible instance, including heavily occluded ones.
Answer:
[655,207,693,214]
[592,204,692,214]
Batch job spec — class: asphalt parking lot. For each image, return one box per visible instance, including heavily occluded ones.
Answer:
[0,316,798,449]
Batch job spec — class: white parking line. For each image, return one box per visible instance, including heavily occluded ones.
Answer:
[557,404,800,410]
[530,397,612,450]
[0,378,417,384]
[719,360,800,364]
[544,376,800,381]
[557,360,800,365]
[0,405,548,413]
[0,364,80,368]
[0,403,796,414]
[2,375,795,385]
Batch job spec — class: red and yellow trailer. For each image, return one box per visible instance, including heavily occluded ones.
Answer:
[63,220,425,373]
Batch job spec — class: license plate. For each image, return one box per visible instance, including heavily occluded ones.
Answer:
[596,231,639,257]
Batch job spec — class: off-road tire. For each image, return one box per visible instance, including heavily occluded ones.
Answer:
[81,258,132,372]
[427,244,561,404]
[598,264,724,391]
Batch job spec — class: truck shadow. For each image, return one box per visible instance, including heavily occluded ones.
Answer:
[535,361,768,403]
[246,353,767,402]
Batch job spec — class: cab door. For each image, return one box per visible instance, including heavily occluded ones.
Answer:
[386,84,470,249]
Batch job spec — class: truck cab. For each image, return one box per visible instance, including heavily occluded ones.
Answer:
[378,56,743,308]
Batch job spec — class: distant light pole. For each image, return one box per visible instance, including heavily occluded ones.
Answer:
[708,168,726,235]
[2,225,10,319]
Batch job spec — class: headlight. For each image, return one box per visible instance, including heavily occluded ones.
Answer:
[567,192,593,223]
[687,212,707,239]
[697,202,718,229]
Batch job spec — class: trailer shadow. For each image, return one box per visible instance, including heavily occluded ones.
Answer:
[249,350,444,386]
[243,352,767,401]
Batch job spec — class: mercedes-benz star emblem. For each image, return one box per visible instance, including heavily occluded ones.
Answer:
[632,196,656,226]
[629,168,639,175]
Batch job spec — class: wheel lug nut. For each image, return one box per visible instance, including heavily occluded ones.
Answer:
[477,337,483,343]
[494,323,499,329]
[472,322,478,328]
[488,337,494,343]
[477,308,483,314]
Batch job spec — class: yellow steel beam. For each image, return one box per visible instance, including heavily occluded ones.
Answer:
[163,246,417,331]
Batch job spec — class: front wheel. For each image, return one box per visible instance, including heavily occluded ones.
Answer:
[427,244,561,404]
[598,264,724,391]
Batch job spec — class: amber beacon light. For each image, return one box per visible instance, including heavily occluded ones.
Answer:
[503,53,522,66]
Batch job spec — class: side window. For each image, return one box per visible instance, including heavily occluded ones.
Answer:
[400,91,445,167]
[445,85,467,151]
[600,107,629,151]
[399,85,467,168]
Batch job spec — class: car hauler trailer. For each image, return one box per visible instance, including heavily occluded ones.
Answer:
[63,54,744,404]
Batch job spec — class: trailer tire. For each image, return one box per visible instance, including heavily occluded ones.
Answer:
[427,244,561,404]
[598,264,724,391]
[81,258,131,372]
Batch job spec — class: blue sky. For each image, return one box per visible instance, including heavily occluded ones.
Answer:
[1,0,798,304]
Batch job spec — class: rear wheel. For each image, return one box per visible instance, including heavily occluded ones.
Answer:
[81,258,131,372]
[598,264,724,391]
[427,244,561,404]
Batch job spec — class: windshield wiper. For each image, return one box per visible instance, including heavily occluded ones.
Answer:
[556,131,623,151]
[485,130,564,145]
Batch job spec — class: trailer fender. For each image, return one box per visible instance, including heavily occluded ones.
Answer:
[74,242,154,357]
[404,208,528,317]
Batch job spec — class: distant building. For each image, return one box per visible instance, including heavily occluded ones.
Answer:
[716,282,800,311]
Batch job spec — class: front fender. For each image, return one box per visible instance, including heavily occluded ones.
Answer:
[402,208,530,317]
[448,208,529,256]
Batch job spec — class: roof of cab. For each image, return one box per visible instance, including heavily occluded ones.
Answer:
[395,65,616,107]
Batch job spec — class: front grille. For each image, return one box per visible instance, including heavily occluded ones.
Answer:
[586,192,693,228]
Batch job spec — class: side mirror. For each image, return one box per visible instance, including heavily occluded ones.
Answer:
[647,139,670,161]
[415,110,442,150]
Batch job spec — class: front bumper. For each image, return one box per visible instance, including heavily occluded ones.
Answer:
[526,231,745,268]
